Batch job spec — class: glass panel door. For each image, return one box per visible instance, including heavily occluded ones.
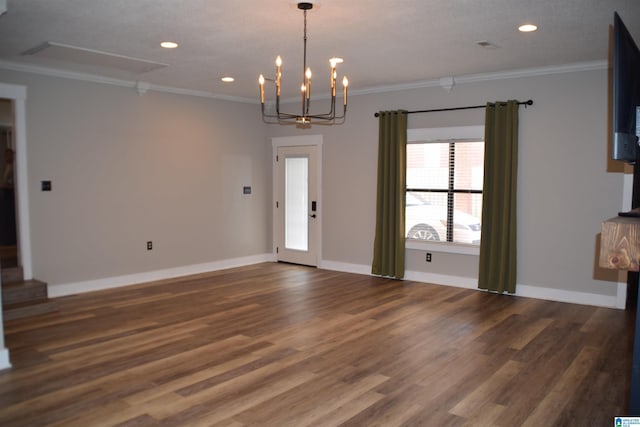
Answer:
[285,157,308,251]
[274,142,319,267]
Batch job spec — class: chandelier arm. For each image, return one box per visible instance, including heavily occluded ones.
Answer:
[277,113,300,120]
[259,2,348,126]
[274,96,346,123]
[299,114,346,125]
[300,97,339,119]
[261,106,301,122]
[278,119,309,126]
[306,113,344,120]
[260,103,274,118]
[260,103,282,120]
[319,111,347,124]
[304,120,338,126]
[306,86,348,119]
[317,104,347,121]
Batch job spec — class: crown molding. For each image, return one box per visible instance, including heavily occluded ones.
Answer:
[0,60,136,89]
[0,59,607,103]
[0,60,255,104]
[350,60,608,96]
[454,60,608,84]
[146,82,255,104]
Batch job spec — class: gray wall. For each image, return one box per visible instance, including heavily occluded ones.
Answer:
[0,65,626,301]
[266,68,625,298]
[0,69,272,288]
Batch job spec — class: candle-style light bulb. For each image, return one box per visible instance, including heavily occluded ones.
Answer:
[305,67,312,100]
[275,56,282,97]
[331,69,337,95]
[258,74,265,104]
[342,76,348,106]
[329,58,337,90]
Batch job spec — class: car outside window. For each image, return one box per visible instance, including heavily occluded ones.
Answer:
[406,134,484,246]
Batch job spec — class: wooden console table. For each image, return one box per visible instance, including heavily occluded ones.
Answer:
[600,215,640,415]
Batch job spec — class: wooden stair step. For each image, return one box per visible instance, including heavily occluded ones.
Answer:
[3,299,58,321]
[2,279,48,305]
[0,245,18,268]
[2,266,24,284]
[2,276,56,321]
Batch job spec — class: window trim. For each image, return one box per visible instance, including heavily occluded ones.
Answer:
[406,125,484,256]
[406,240,480,256]
[407,126,484,144]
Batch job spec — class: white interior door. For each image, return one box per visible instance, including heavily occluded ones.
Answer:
[275,144,319,266]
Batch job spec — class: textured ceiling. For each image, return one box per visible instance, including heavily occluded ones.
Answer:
[0,0,639,101]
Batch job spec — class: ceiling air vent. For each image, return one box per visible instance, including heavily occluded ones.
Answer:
[475,40,499,49]
[22,41,167,74]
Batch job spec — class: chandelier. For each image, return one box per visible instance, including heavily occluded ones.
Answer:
[258,2,348,126]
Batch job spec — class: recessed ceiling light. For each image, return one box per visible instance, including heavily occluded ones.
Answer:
[160,41,179,49]
[221,77,235,83]
[518,24,538,32]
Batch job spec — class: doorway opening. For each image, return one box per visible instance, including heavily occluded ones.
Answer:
[0,83,32,281]
[0,98,17,269]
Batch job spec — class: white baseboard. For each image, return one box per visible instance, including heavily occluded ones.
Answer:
[46,254,624,309]
[318,260,372,276]
[617,282,628,309]
[516,282,624,309]
[0,348,11,370]
[321,260,625,309]
[48,253,276,298]
[404,270,478,289]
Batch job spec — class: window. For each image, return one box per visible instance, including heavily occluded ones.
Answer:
[406,126,484,246]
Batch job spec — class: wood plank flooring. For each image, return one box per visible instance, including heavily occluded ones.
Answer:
[0,262,633,426]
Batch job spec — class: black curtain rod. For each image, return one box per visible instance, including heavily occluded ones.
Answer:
[373,99,533,117]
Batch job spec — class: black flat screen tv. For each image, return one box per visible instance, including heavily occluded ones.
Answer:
[612,12,640,163]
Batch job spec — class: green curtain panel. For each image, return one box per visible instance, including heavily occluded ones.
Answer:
[372,110,407,279]
[478,100,519,293]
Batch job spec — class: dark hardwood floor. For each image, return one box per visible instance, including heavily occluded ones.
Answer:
[0,263,633,426]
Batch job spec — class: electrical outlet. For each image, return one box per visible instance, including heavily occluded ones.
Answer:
[147,241,153,250]
[426,252,432,262]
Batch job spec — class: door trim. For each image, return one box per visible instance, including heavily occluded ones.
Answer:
[272,135,322,265]
[0,83,32,280]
